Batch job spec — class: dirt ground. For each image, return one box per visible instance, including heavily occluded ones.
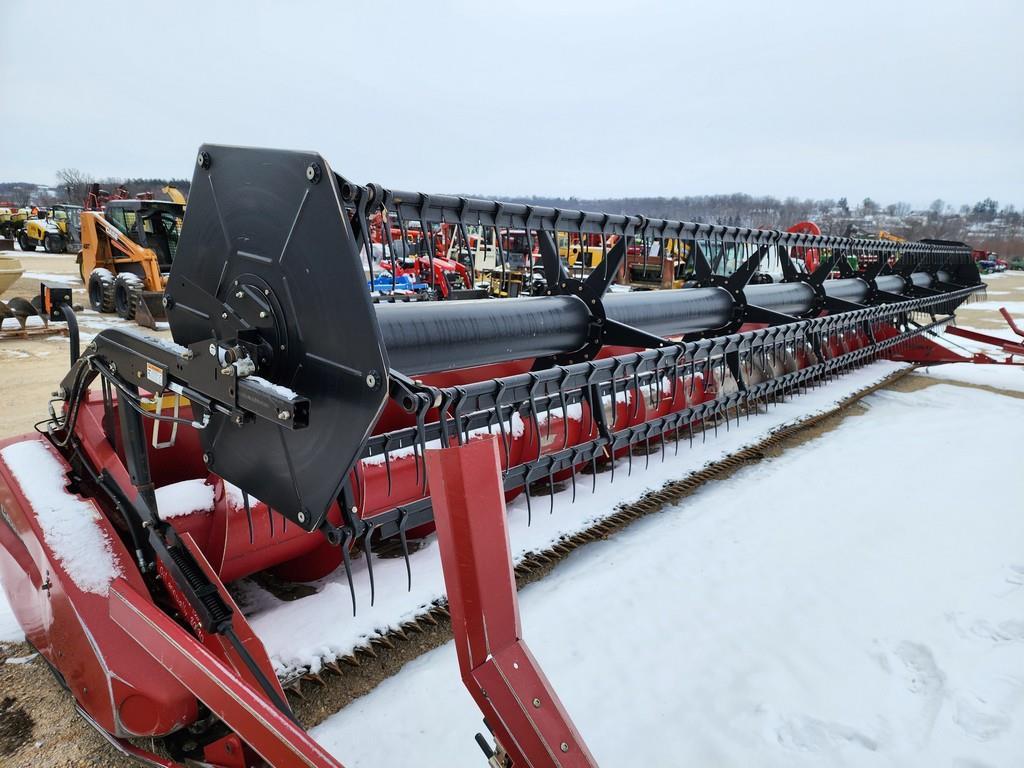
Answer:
[1,250,1021,766]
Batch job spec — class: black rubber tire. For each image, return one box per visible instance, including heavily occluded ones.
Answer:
[114,273,143,320]
[88,268,116,313]
[44,233,65,253]
[17,231,36,252]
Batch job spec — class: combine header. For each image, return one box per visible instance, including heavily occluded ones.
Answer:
[0,146,991,767]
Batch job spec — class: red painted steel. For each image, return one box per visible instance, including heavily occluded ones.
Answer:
[426,436,598,768]
[109,577,344,768]
[1000,307,1024,339]
[0,434,197,738]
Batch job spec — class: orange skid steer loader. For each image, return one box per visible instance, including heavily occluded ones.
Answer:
[79,199,184,328]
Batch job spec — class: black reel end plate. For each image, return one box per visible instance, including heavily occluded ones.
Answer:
[167,145,388,531]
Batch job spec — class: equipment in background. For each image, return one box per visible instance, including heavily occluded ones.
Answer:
[18,203,83,253]
[162,184,188,204]
[370,216,488,301]
[0,145,998,768]
[0,205,30,244]
[1,281,76,339]
[78,198,185,327]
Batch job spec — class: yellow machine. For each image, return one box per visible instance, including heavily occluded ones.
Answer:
[623,238,691,289]
[557,233,606,272]
[878,230,906,243]
[18,204,83,253]
[0,207,30,240]
[79,199,185,327]
[162,184,187,205]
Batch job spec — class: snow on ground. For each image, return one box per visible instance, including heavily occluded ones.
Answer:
[247,361,911,678]
[960,301,1024,314]
[917,363,1024,393]
[313,383,1024,768]
[21,272,82,285]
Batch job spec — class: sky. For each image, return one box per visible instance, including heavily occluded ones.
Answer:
[1,0,1021,210]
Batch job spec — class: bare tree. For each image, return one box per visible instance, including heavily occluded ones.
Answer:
[56,168,94,204]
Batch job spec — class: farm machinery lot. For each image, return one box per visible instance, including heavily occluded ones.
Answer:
[0,140,1022,768]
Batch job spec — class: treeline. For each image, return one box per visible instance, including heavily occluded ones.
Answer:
[490,193,1024,259]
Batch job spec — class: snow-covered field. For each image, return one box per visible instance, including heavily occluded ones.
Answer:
[312,375,1024,767]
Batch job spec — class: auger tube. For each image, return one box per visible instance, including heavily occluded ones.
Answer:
[375,271,946,375]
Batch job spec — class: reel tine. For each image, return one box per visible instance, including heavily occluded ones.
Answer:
[495,380,511,466]
[569,450,577,503]
[362,523,377,607]
[340,530,357,616]
[382,434,393,497]
[398,508,412,592]
[496,404,510,465]
[268,503,275,537]
[631,368,641,421]
[242,488,254,545]
[591,452,598,493]
[525,484,532,526]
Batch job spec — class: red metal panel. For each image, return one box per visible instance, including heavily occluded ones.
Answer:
[426,436,597,768]
[108,579,344,768]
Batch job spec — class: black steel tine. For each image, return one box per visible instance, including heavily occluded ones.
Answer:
[547,466,555,514]
[241,488,254,545]
[631,367,642,420]
[415,397,430,494]
[569,450,578,503]
[494,380,511,466]
[382,435,393,497]
[527,375,543,463]
[559,371,571,450]
[340,530,357,616]
[398,508,412,592]
[268,502,274,537]
[362,524,377,607]
[525,484,532,526]
[626,437,633,476]
[591,452,598,492]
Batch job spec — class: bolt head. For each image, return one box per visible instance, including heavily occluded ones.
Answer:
[202,453,210,464]
[365,373,376,388]
[532,697,541,708]
[297,511,306,523]
[277,410,290,420]
[221,312,228,319]
[259,310,268,319]
[209,344,217,356]
[560,742,569,753]
[236,290,244,299]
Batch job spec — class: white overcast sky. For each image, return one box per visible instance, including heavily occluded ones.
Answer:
[2,0,1020,209]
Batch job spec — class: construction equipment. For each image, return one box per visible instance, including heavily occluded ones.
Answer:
[163,184,188,205]
[0,145,996,768]
[0,204,30,242]
[0,281,76,339]
[18,203,83,253]
[79,198,185,327]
